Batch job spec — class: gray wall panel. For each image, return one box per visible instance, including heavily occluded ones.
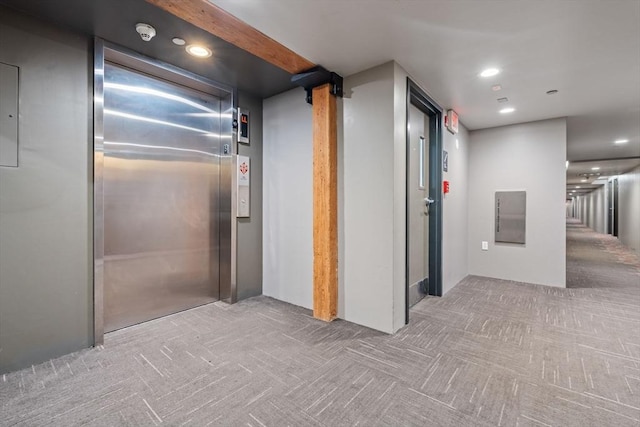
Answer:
[0,62,19,167]
[618,166,640,254]
[0,7,92,373]
[468,118,566,288]
[262,88,313,310]
[236,92,263,300]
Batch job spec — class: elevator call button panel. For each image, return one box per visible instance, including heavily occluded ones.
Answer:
[235,155,250,217]
[238,108,250,144]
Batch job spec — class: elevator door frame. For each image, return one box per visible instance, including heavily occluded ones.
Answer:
[93,39,236,345]
[405,79,443,324]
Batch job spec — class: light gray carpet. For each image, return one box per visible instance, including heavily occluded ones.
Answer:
[1,220,639,426]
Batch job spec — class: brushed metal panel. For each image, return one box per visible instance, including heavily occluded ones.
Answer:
[495,191,526,244]
[102,62,223,332]
[93,39,105,344]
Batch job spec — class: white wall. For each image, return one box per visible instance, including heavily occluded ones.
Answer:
[263,61,471,334]
[442,126,470,294]
[581,195,588,224]
[468,118,567,287]
[263,66,402,333]
[392,63,408,331]
[618,165,640,254]
[262,88,313,309]
[344,61,471,332]
[263,61,475,332]
[572,186,607,234]
[342,61,398,333]
[588,187,606,233]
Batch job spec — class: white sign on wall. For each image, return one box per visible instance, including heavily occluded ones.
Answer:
[236,155,250,217]
[237,155,250,186]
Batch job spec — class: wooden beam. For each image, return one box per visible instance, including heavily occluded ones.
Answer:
[312,84,338,322]
[145,0,315,74]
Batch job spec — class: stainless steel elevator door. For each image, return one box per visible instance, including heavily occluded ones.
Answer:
[103,63,222,332]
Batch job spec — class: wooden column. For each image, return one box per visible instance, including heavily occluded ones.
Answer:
[312,84,338,321]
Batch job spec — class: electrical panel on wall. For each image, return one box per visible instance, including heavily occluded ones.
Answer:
[495,191,526,244]
[237,108,250,145]
[235,155,250,217]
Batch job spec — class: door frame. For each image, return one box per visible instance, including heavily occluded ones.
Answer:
[607,179,613,234]
[405,78,443,324]
[613,177,619,237]
[93,39,235,345]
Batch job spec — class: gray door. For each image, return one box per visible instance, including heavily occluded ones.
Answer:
[103,63,221,332]
[407,104,430,307]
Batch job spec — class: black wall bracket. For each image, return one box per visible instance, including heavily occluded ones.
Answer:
[291,66,343,105]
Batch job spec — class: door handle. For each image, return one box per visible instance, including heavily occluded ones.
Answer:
[424,197,435,215]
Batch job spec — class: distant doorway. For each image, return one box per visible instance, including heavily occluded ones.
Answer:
[607,177,619,237]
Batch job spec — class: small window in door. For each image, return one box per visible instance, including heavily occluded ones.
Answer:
[419,136,425,189]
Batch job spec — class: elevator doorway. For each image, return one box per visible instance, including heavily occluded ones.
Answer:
[94,42,234,337]
[405,80,443,323]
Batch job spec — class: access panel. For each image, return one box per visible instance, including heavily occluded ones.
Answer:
[495,191,526,244]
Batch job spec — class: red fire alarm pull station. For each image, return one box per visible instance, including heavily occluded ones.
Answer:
[443,180,450,194]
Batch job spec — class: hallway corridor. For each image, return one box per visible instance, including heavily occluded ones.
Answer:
[1,221,639,426]
[567,218,640,290]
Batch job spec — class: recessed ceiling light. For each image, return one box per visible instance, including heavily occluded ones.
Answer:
[186,44,212,58]
[591,167,600,170]
[172,37,186,46]
[614,139,629,144]
[492,85,502,91]
[499,107,515,114]
[576,186,581,189]
[480,68,500,78]
[580,179,587,182]
[546,89,558,95]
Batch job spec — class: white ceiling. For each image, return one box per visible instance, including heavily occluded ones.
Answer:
[566,158,640,196]
[211,0,640,191]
